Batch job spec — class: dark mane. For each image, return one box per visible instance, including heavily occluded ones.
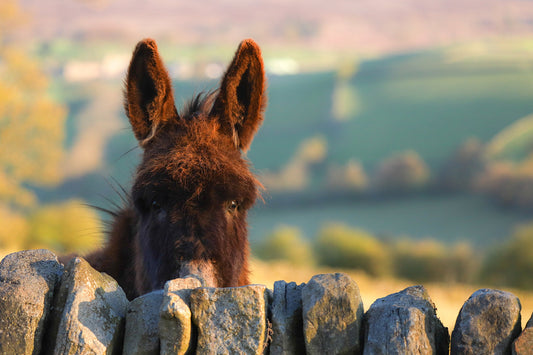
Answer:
[180,91,218,120]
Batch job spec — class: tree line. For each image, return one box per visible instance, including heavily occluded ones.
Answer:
[253,221,533,290]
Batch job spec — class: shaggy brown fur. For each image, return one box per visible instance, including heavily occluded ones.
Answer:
[79,38,266,300]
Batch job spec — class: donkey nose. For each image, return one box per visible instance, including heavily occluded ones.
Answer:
[178,259,217,287]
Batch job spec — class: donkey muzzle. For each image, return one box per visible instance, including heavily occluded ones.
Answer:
[178,259,217,287]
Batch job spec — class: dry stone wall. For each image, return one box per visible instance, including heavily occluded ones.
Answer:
[0,249,532,354]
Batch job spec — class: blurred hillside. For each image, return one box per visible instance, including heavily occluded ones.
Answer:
[15,0,533,55]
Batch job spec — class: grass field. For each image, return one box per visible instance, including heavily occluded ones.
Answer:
[248,193,531,246]
[250,258,533,332]
[336,53,533,169]
[249,49,533,172]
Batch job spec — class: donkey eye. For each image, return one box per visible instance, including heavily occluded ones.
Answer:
[151,200,161,211]
[227,200,240,212]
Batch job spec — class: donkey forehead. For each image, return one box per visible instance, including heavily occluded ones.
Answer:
[139,133,258,197]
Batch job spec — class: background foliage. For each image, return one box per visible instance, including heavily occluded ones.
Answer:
[0,0,103,255]
[253,222,530,290]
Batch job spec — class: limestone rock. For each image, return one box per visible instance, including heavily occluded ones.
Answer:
[363,285,449,355]
[513,312,533,355]
[270,280,306,355]
[48,257,129,355]
[190,285,269,354]
[302,273,364,355]
[0,249,63,355]
[123,290,164,355]
[159,277,202,355]
[451,288,521,355]
[165,277,202,295]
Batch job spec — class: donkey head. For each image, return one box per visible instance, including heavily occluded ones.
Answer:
[124,39,266,294]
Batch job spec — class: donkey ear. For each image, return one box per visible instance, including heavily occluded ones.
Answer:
[124,39,177,146]
[211,39,266,152]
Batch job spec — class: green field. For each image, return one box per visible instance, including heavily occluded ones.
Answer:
[248,193,531,247]
[248,50,533,172]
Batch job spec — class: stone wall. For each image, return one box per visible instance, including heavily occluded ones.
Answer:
[0,249,531,354]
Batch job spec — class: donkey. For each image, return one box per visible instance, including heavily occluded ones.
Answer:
[81,38,266,300]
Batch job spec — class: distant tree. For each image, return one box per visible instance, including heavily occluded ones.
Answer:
[0,205,28,253]
[392,238,449,282]
[326,159,368,192]
[254,225,314,266]
[0,0,103,255]
[294,135,327,164]
[448,242,480,284]
[438,138,486,191]
[476,160,533,209]
[27,200,103,254]
[0,0,67,210]
[480,223,533,290]
[315,223,391,276]
[391,238,479,283]
[261,136,327,192]
[373,150,430,193]
[0,1,26,39]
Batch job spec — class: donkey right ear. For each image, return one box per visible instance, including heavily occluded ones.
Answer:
[211,39,266,152]
[124,39,177,146]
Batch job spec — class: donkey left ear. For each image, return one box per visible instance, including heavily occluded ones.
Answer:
[125,39,177,146]
[211,39,266,152]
